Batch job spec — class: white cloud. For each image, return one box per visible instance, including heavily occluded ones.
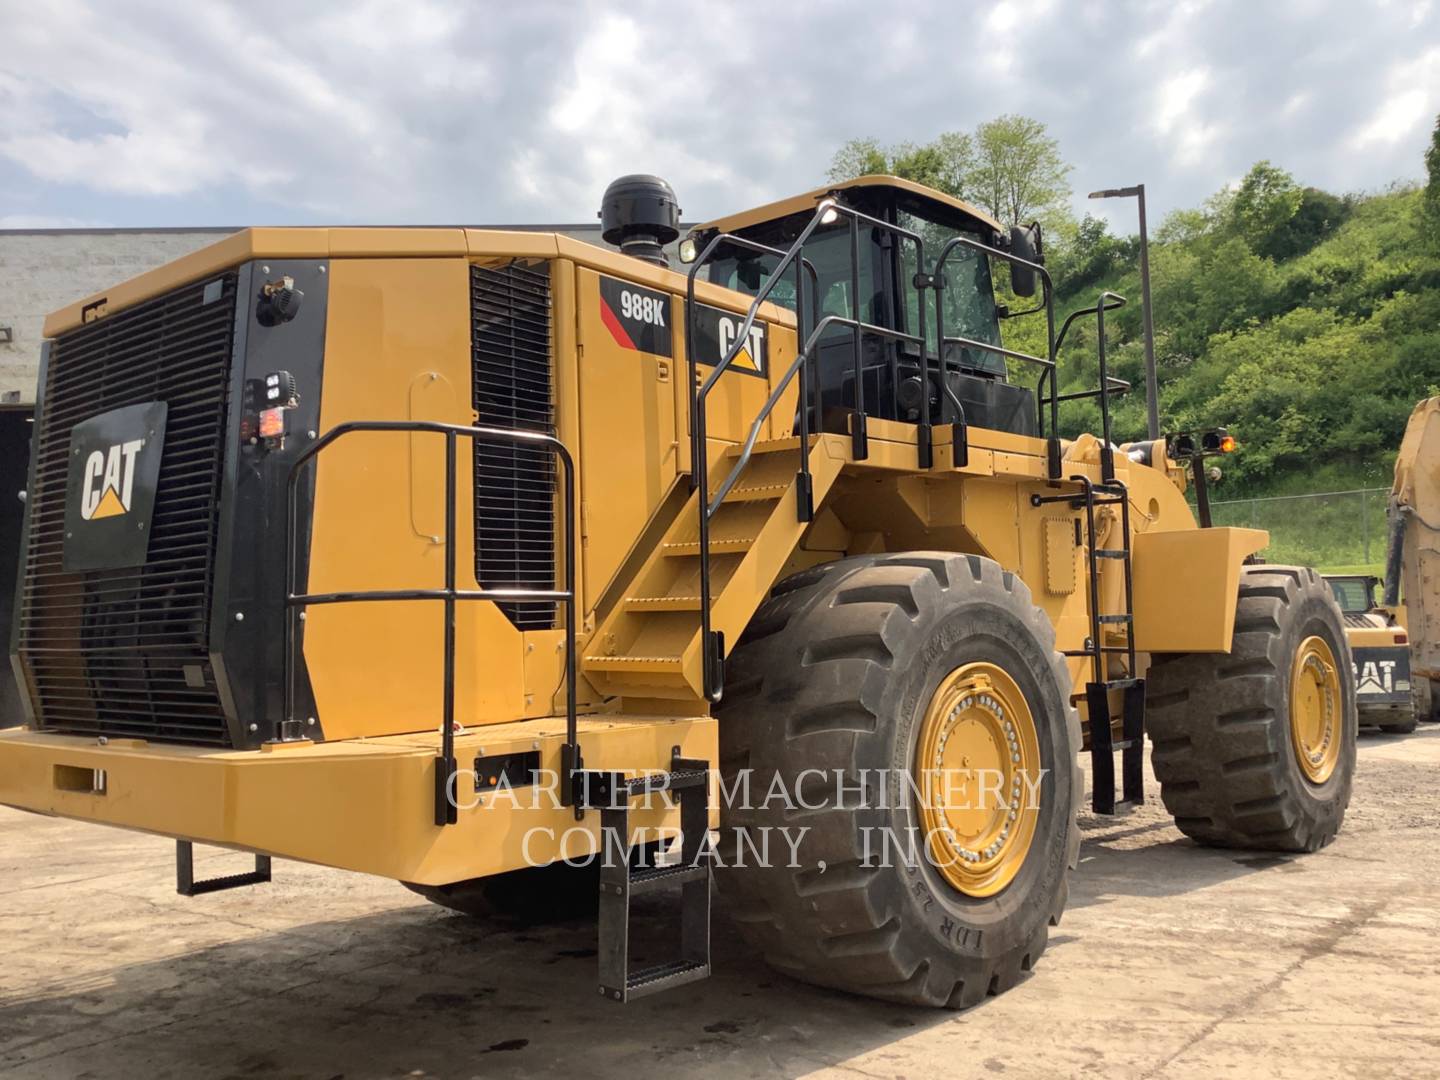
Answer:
[0,0,1433,230]
[1350,48,1440,148]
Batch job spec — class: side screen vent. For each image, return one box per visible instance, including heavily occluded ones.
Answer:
[470,261,556,630]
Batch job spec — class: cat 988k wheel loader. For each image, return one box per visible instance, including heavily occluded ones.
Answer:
[1,172,1355,1007]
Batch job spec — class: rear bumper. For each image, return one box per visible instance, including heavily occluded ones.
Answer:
[0,713,714,886]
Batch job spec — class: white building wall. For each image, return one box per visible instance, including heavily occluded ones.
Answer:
[0,230,235,403]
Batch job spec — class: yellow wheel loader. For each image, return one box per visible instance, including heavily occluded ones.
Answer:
[1,173,1356,1007]
[1324,574,1416,733]
[1383,396,1440,725]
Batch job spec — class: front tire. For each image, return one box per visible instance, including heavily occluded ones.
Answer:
[1147,565,1356,851]
[716,552,1081,1009]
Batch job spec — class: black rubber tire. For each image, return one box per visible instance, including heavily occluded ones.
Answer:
[1146,565,1357,852]
[715,552,1081,1009]
[403,861,601,923]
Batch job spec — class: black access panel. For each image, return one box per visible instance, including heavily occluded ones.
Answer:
[0,404,33,728]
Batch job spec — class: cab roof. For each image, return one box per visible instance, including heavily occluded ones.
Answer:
[694,175,1003,238]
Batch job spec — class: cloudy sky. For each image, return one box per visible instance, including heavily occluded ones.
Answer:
[1,0,1437,233]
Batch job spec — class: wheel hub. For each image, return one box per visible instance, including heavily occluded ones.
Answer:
[915,662,1041,898]
[1289,635,1342,784]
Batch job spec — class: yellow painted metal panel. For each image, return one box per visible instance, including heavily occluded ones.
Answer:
[576,267,681,612]
[1044,517,1078,595]
[1392,397,1440,678]
[1132,528,1268,653]
[0,717,716,885]
[303,257,532,737]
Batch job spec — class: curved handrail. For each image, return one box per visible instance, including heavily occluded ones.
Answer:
[933,234,1058,445]
[709,312,927,515]
[282,419,578,825]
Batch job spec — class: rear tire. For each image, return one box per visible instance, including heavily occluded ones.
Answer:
[1147,565,1356,852]
[716,552,1081,1009]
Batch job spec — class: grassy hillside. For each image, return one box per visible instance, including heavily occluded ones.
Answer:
[1000,169,1440,500]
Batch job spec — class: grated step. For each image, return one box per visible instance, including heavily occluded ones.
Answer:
[1094,548,1129,559]
[623,596,702,613]
[719,483,789,502]
[616,959,711,1000]
[583,655,684,672]
[663,537,755,557]
[628,863,709,896]
[624,768,709,796]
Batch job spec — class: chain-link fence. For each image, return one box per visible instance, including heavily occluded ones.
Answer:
[1205,488,1390,575]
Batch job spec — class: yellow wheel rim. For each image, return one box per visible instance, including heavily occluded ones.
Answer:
[914,662,1041,898]
[1289,635,1342,785]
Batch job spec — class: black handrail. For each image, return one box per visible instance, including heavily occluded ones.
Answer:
[713,312,929,512]
[933,234,1059,474]
[685,200,930,701]
[283,420,577,828]
[683,232,819,509]
[1093,292,1126,481]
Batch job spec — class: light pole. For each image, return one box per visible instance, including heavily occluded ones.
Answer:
[1088,185,1158,440]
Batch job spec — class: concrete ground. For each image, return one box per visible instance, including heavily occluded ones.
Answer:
[2,729,1438,1080]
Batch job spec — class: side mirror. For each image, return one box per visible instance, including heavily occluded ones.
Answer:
[1008,223,1044,297]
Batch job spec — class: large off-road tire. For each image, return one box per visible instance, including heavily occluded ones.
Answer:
[716,552,1081,1009]
[1147,565,1356,852]
[403,861,601,923]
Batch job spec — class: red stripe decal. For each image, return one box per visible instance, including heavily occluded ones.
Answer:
[600,297,636,350]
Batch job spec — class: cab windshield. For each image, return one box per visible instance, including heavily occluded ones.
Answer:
[701,194,1003,376]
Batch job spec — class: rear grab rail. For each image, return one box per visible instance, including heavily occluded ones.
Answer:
[281,420,578,828]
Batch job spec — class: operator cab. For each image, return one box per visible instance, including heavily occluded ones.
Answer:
[688,176,1039,438]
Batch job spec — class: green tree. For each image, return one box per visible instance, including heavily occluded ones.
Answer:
[825,137,889,184]
[825,131,973,199]
[1230,161,1303,258]
[825,117,1071,223]
[970,114,1071,226]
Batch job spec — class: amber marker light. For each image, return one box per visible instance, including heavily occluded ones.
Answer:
[258,407,286,440]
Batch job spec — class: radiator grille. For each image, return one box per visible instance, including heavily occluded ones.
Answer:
[18,274,237,745]
[470,262,556,630]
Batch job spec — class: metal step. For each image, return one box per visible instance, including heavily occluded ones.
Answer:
[616,959,710,1001]
[1088,680,1146,816]
[595,753,712,1003]
[623,768,709,796]
[176,841,271,897]
[623,595,703,612]
[583,655,683,673]
[1097,613,1133,624]
[663,537,755,557]
[720,482,789,502]
[1094,548,1129,559]
[628,863,709,896]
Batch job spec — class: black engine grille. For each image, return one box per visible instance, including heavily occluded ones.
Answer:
[18,275,237,745]
[470,262,556,630]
